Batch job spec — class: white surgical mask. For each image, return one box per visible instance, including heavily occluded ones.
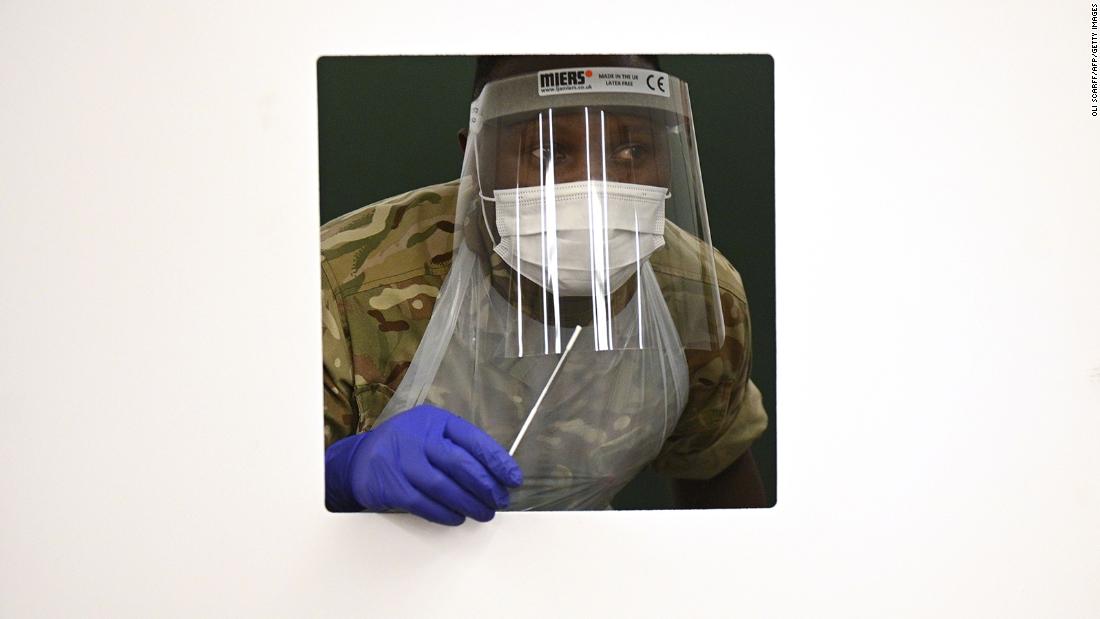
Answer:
[484,180,669,296]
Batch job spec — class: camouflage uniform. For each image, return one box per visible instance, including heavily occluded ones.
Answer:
[321,179,768,480]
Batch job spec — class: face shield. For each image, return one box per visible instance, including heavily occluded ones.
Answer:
[378,67,726,510]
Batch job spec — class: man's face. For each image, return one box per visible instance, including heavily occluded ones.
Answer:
[492,109,672,189]
[468,53,672,190]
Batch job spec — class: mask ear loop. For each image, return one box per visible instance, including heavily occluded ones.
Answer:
[470,133,500,246]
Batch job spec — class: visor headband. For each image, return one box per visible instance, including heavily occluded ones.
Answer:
[470,67,686,130]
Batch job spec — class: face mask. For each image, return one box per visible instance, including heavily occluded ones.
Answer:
[485,180,669,296]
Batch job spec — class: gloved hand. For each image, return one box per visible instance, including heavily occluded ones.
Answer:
[325,404,524,525]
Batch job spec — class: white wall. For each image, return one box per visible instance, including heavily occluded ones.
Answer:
[2,1,1098,616]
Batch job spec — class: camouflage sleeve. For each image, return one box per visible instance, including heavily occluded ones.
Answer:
[319,181,461,446]
[651,257,769,480]
[321,258,358,449]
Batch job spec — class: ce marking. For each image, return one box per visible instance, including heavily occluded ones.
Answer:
[646,74,667,93]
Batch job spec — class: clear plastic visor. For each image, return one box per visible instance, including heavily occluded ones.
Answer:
[459,80,724,358]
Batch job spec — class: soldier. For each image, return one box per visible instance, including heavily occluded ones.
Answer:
[322,55,769,524]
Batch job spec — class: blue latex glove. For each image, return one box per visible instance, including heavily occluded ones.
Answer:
[325,404,524,525]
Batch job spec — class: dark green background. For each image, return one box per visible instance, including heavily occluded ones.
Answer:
[318,55,775,508]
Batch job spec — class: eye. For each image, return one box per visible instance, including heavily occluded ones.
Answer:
[611,143,650,163]
[528,144,568,166]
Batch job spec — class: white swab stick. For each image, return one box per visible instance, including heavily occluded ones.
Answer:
[509,325,583,456]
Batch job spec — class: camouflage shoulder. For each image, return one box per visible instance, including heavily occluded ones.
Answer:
[652,221,748,304]
[710,246,747,305]
[320,180,460,298]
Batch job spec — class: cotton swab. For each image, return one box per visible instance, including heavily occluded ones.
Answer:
[508,325,583,456]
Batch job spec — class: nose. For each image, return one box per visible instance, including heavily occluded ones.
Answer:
[550,154,613,184]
